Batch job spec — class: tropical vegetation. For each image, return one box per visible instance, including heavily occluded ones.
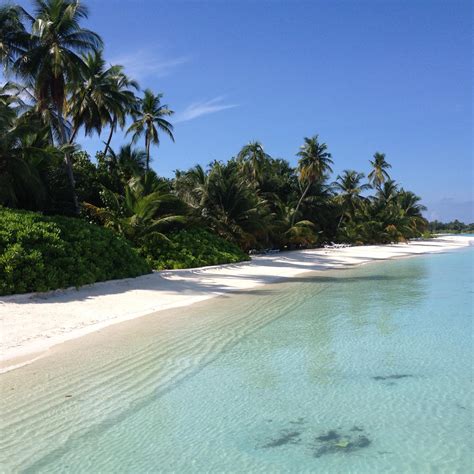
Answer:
[0,206,150,295]
[428,220,474,234]
[1,0,430,294]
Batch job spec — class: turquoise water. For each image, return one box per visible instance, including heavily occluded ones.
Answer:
[1,247,473,473]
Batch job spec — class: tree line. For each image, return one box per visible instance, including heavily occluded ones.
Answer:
[428,220,474,234]
[1,0,428,261]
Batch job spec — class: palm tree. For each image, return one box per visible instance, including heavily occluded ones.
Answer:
[107,144,147,183]
[333,170,370,230]
[292,135,333,225]
[237,141,270,183]
[127,89,174,171]
[0,85,66,209]
[174,164,208,210]
[397,189,426,217]
[0,4,29,69]
[368,152,391,189]
[2,0,103,213]
[0,81,23,124]
[397,189,427,236]
[102,69,138,156]
[85,173,186,245]
[67,51,137,145]
[272,200,318,248]
[377,179,398,204]
[176,161,271,248]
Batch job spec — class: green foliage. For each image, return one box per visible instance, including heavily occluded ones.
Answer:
[0,207,150,295]
[141,228,250,270]
[175,160,271,250]
[428,220,474,233]
[85,172,188,246]
[337,189,428,244]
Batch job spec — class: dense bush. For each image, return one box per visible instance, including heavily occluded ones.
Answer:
[141,228,250,270]
[0,207,151,296]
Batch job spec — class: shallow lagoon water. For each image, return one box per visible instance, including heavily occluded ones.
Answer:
[1,247,472,473]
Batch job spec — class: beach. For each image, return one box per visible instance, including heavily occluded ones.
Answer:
[1,235,472,373]
[2,239,472,472]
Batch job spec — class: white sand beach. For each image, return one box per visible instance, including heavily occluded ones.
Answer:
[1,235,472,373]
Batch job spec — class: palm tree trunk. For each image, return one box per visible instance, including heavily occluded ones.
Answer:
[68,124,79,144]
[56,106,79,214]
[68,90,87,145]
[291,181,312,226]
[145,135,150,172]
[103,119,116,156]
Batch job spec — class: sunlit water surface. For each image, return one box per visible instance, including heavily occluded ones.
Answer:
[1,247,473,473]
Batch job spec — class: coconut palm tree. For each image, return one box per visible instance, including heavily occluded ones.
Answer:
[199,161,270,248]
[397,189,427,236]
[0,82,24,125]
[85,173,186,245]
[67,51,137,145]
[97,65,139,155]
[2,0,103,213]
[292,135,333,225]
[271,200,318,248]
[368,152,391,189]
[333,170,371,230]
[102,69,139,156]
[0,4,29,68]
[397,189,426,217]
[106,144,147,183]
[127,89,174,171]
[0,85,66,209]
[67,50,111,142]
[174,164,208,210]
[377,179,398,204]
[237,141,271,183]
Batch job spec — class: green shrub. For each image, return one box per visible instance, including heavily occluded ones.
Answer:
[140,227,250,270]
[0,207,151,295]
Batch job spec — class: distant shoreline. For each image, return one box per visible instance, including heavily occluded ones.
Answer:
[433,231,474,235]
[1,235,472,374]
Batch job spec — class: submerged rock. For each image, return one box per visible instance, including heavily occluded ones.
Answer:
[313,429,371,458]
[261,430,302,448]
[372,374,413,381]
[355,435,371,448]
[258,421,371,459]
[316,430,340,442]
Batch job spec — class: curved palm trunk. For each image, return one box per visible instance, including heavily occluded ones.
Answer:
[291,181,312,226]
[335,202,354,234]
[68,124,79,144]
[335,212,345,234]
[56,105,79,214]
[103,118,116,156]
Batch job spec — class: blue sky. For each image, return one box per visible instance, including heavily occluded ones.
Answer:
[12,0,474,221]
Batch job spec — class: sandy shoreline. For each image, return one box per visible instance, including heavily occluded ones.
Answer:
[1,235,472,373]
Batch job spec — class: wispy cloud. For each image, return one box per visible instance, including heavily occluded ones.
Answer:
[175,96,239,123]
[109,49,189,80]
